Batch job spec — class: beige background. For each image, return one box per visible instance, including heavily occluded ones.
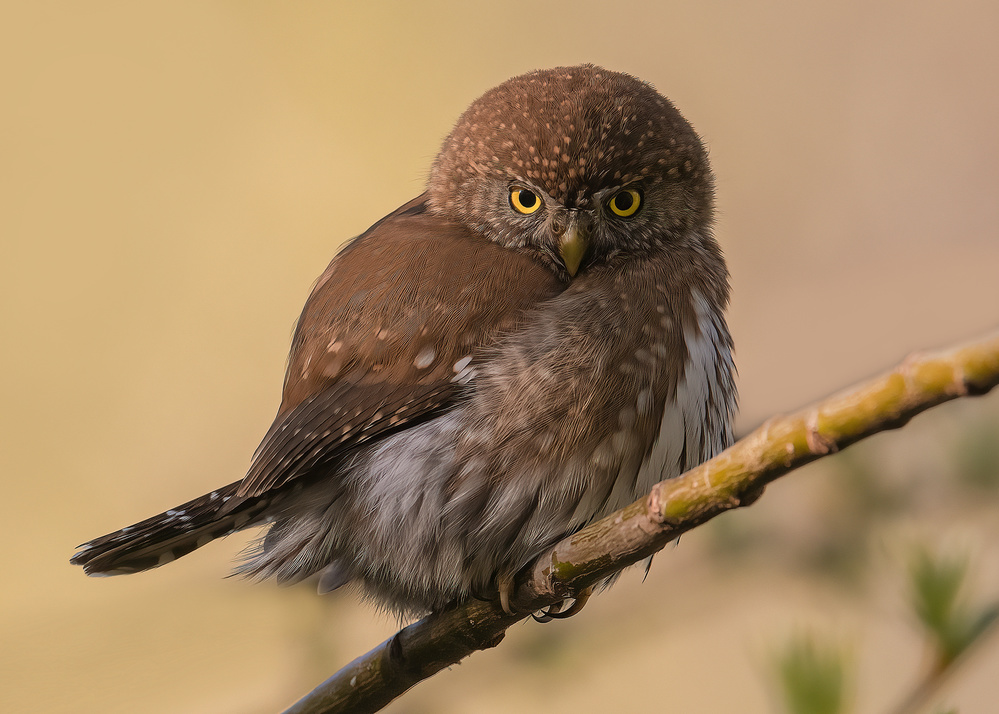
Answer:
[3,2,998,712]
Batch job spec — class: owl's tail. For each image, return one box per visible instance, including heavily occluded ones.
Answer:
[70,480,269,576]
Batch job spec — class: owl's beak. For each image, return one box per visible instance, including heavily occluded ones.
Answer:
[558,216,590,277]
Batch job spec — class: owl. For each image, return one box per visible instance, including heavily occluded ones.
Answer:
[72,65,736,618]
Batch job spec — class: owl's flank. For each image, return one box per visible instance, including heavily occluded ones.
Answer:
[71,64,736,618]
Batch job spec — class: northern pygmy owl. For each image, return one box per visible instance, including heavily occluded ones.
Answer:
[72,65,737,618]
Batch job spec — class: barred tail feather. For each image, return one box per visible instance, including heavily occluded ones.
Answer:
[71,480,269,576]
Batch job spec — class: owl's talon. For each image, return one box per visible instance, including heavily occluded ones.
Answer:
[497,573,515,615]
[534,587,593,622]
[532,600,563,623]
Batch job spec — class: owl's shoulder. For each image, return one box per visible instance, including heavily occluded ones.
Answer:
[281,195,565,413]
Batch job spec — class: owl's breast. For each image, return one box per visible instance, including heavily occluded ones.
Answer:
[456,254,736,525]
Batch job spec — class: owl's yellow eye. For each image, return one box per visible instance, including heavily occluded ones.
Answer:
[509,187,542,215]
[608,188,642,217]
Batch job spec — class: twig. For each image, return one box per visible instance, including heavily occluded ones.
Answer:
[282,329,999,714]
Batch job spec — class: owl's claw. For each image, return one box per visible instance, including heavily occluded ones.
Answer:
[532,586,593,623]
[497,573,515,615]
[531,600,563,623]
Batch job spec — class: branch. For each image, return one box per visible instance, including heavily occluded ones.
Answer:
[282,329,999,714]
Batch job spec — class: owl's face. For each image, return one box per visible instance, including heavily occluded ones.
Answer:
[428,65,714,279]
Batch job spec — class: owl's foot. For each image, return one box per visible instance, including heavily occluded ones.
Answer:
[497,574,592,620]
[532,586,593,623]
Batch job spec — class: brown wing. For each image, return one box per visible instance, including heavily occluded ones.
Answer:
[235,195,565,499]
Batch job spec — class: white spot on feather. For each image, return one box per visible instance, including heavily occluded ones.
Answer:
[414,346,436,369]
[451,355,476,383]
[636,389,654,417]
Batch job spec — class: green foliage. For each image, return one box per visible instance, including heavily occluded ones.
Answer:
[908,545,999,670]
[773,632,849,714]
[770,545,999,714]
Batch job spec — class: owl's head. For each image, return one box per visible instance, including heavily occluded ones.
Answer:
[428,64,715,279]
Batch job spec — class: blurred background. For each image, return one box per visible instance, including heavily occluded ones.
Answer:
[3,2,998,712]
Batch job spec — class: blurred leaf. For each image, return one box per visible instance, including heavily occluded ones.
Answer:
[909,547,967,642]
[908,545,999,668]
[773,632,849,714]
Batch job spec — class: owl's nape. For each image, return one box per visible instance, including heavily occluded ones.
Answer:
[71,65,736,621]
